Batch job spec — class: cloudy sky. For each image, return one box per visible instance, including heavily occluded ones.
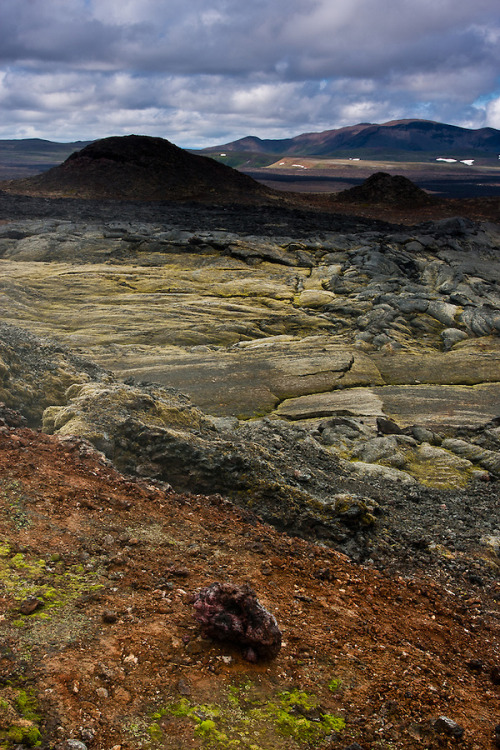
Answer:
[1,0,500,147]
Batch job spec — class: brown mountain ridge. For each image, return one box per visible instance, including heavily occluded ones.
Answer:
[204,119,500,158]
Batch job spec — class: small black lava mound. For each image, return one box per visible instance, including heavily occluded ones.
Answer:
[193,582,282,661]
[3,135,269,203]
[335,171,436,206]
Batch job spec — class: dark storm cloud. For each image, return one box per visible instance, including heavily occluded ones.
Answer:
[0,0,499,143]
[2,0,498,77]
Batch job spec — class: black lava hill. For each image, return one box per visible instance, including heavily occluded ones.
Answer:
[1,134,270,202]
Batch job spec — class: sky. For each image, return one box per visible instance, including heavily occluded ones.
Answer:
[1,0,500,148]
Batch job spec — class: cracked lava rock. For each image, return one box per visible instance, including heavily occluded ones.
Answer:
[193,582,282,662]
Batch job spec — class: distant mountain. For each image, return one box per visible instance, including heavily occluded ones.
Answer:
[1,134,269,202]
[0,138,92,179]
[202,120,500,160]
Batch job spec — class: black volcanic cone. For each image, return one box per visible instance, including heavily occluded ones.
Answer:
[5,134,269,202]
[335,171,435,206]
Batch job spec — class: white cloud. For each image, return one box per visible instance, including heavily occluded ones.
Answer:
[0,0,499,143]
[485,96,500,129]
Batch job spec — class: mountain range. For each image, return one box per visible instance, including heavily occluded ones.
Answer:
[202,118,500,162]
[1,120,500,182]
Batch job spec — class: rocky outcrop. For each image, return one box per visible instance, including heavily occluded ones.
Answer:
[0,216,499,415]
[193,582,282,662]
[0,201,499,560]
[41,379,381,547]
[2,330,495,563]
[0,322,110,424]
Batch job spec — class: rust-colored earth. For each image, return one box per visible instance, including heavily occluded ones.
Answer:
[0,425,498,750]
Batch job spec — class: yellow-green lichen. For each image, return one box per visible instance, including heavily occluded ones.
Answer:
[146,681,345,749]
[0,689,42,748]
[6,724,42,746]
[0,481,32,529]
[15,691,40,724]
[0,544,103,626]
[328,678,342,694]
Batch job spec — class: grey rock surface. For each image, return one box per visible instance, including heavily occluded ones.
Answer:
[0,197,498,579]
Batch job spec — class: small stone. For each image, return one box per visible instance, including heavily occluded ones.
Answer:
[466,659,483,672]
[490,665,500,685]
[80,728,95,743]
[376,417,402,435]
[19,597,43,615]
[433,716,464,739]
[65,741,88,750]
[102,610,118,623]
[114,687,131,704]
[495,725,500,749]
[185,640,203,655]
[411,426,437,444]
[293,469,311,482]
[167,566,190,578]
[441,327,468,350]
[177,678,191,695]
[96,687,109,699]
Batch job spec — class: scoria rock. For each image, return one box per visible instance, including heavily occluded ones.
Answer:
[193,582,282,661]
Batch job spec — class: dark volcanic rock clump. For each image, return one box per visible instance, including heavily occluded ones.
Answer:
[193,582,282,662]
[1,134,270,203]
[335,171,436,206]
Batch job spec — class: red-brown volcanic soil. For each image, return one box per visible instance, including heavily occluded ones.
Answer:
[0,424,498,749]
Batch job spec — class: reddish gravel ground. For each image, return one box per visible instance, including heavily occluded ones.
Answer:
[0,426,498,750]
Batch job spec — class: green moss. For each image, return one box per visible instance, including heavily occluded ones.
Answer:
[328,678,342,693]
[33,612,51,621]
[147,723,163,742]
[275,689,317,713]
[322,714,346,732]
[0,690,42,748]
[194,719,227,742]
[405,459,472,489]
[15,691,38,721]
[7,724,41,746]
[0,547,103,625]
[149,681,345,749]
[267,690,345,743]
